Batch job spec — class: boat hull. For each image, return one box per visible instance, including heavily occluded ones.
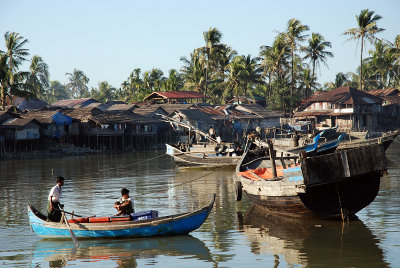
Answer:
[29,196,215,239]
[236,144,386,219]
[245,172,381,218]
[166,144,240,168]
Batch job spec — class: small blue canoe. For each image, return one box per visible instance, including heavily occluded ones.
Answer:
[28,194,215,239]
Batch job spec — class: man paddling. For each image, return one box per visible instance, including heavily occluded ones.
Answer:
[47,176,64,222]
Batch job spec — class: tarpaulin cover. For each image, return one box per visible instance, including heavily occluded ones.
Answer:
[51,112,72,126]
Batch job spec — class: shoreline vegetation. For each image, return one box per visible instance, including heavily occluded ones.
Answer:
[1,10,398,112]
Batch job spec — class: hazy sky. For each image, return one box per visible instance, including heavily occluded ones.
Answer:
[1,0,399,90]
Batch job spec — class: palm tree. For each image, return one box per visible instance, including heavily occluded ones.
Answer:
[27,55,49,99]
[302,33,333,81]
[324,72,350,90]
[223,56,247,103]
[91,81,116,102]
[180,50,206,94]
[259,33,290,99]
[343,9,384,90]
[242,54,262,97]
[200,27,224,99]
[0,53,10,110]
[2,32,29,77]
[65,69,89,98]
[285,18,309,96]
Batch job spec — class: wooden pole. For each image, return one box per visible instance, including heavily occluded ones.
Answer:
[268,140,277,178]
[280,152,286,169]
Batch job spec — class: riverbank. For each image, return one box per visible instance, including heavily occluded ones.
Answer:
[0,142,168,161]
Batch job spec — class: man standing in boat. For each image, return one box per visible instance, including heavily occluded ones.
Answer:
[47,176,64,222]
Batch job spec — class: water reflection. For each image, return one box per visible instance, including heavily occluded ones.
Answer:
[238,206,390,267]
[31,235,213,267]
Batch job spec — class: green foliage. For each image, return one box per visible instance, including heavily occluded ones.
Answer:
[2,13,398,112]
[91,81,116,103]
[65,69,90,98]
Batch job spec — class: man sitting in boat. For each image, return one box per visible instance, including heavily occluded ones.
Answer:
[47,176,64,222]
[114,188,135,216]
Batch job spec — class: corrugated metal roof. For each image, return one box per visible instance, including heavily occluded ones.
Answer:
[1,118,40,128]
[382,95,400,105]
[172,109,216,124]
[144,91,206,101]
[106,103,137,111]
[368,88,399,97]
[307,87,382,105]
[235,104,283,118]
[18,99,48,111]
[51,98,97,108]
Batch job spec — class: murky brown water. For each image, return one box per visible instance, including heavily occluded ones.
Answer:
[1,142,400,267]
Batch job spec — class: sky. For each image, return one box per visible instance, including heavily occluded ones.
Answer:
[1,0,399,90]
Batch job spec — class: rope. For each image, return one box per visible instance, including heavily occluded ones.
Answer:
[335,182,345,222]
[99,153,168,172]
[151,159,240,194]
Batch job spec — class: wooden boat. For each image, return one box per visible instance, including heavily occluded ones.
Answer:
[28,195,215,239]
[338,129,399,151]
[234,143,387,219]
[166,143,242,168]
[269,130,344,157]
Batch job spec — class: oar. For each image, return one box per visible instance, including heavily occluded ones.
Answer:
[62,210,79,247]
[55,208,82,217]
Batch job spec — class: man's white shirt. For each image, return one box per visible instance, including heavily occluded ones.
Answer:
[48,184,62,202]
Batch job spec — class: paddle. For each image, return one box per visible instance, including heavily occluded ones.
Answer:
[54,208,82,217]
[62,210,79,247]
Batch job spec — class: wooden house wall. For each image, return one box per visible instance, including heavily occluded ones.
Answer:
[15,125,40,140]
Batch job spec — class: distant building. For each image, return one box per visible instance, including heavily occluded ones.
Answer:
[227,95,266,106]
[295,86,384,131]
[144,91,207,104]
[51,98,99,108]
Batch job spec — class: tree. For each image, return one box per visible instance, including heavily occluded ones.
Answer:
[162,69,184,91]
[181,50,207,94]
[302,33,333,81]
[2,32,29,78]
[0,53,10,110]
[343,9,384,90]
[1,32,30,110]
[285,18,309,96]
[26,55,49,99]
[47,81,69,103]
[223,56,247,103]
[242,54,262,98]
[200,27,224,99]
[65,69,89,98]
[324,72,350,90]
[91,81,116,102]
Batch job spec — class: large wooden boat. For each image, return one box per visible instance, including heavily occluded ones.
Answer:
[234,143,387,219]
[166,143,242,168]
[28,195,215,239]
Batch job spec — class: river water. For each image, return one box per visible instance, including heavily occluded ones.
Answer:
[0,142,399,267]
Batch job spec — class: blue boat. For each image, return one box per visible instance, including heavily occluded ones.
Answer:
[28,195,215,239]
[281,131,345,157]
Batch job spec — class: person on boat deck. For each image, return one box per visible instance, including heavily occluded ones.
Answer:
[293,131,300,147]
[208,126,216,140]
[114,188,135,216]
[47,176,64,222]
